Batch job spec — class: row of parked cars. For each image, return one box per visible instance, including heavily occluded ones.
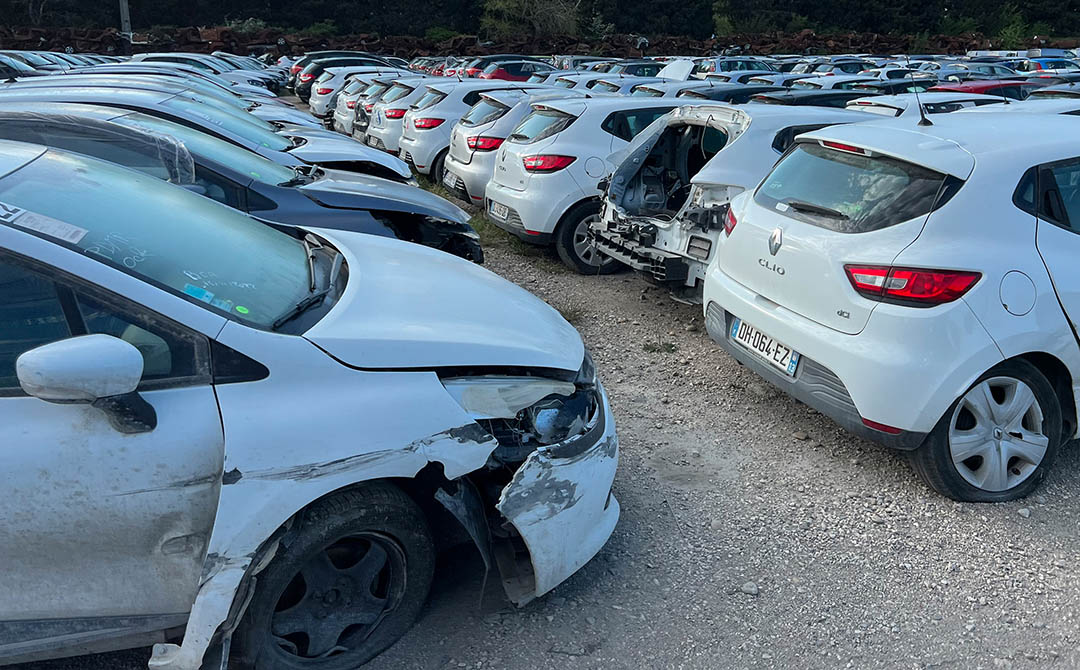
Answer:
[0,49,619,670]
[320,48,1080,505]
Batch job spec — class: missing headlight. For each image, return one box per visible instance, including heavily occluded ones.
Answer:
[481,387,599,465]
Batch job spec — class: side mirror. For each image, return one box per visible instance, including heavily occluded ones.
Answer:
[17,334,157,434]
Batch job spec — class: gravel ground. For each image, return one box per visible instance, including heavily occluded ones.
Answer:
[17,180,1080,670]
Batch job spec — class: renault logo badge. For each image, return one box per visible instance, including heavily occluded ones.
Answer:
[769,228,783,256]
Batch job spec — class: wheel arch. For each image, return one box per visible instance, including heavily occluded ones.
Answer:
[553,195,602,236]
[1014,351,1077,437]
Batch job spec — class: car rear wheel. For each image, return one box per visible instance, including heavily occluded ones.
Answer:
[555,201,621,275]
[910,359,1062,502]
[430,149,449,186]
[232,483,435,669]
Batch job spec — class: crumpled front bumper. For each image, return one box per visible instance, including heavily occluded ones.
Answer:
[495,382,619,600]
[589,215,692,285]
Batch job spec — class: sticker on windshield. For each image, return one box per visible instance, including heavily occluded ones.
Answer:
[183,283,215,303]
[0,201,88,244]
[235,305,250,315]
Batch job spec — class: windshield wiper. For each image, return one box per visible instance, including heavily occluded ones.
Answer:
[279,166,316,187]
[272,241,341,330]
[785,199,848,219]
[302,233,321,291]
[508,132,529,141]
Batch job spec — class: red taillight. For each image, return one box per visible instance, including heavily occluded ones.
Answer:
[299,73,314,82]
[290,64,302,74]
[346,100,356,109]
[723,207,737,236]
[467,135,504,151]
[861,418,902,434]
[821,140,868,155]
[363,103,374,112]
[384,108,406,119]
[522,154,575,172]
[414,117,445,129]
[316,87,332,95]
[844,265,981,306]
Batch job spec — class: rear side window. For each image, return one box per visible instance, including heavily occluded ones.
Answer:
[601,107,673,142]
[412,89,447,110]
[381,83,415,103]
[755,141,957,233]
[1019,160,1080,231]
[509,109,576,143]
[460,98,510,126]
[770,124,839,153]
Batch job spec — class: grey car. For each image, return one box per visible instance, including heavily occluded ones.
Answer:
[0,103,482,261]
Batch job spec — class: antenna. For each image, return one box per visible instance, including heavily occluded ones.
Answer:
[906,55,933,126]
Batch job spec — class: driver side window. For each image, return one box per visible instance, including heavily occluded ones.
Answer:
[0,255,210,394]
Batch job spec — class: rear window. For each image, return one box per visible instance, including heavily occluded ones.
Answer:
[792,80,822,89]
[482,63,499,74]
[509,109,576,144]
[632,86,663,97]
[343,80,366,95]
[316,72,333,83]
[755,141,955,233]
[594,81,622,93]
[678,90,709,100]
[412,88,447,110]
[362,82,389,98]
[460,98,510,126]
[527,73,548,83]
[554,77,576,88]
[748,77,772,85]
[381,83,415,103]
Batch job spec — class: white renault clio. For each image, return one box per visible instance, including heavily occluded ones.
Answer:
[705,114,1080,501]
[0,141,619,668]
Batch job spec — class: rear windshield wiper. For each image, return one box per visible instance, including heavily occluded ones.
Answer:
[508,132,530,141]
[785,199,848,219]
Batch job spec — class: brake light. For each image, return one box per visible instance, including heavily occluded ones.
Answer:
[363,103,374,112]
[467,135,504,151]
[316,87,332,95]
[290,64,302,74]
[384,108,406,119]
[299,73,314,82]
[723,207,737,236]
[346,100,356,109]
[414,117,445,129]
[844,265,981,306]
[522,155,575,172]
[821,140,868,155]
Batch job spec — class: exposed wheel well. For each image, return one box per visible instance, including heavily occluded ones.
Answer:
[1015,352,1076,436]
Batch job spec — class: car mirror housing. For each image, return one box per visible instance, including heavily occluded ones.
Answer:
[17,335,157,434]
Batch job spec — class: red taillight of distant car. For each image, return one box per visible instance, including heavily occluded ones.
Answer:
[522,154,575,172]
[315,87,332,95]
[723,207,737,236]
[384,108,407,119]
[844,265,981,306]
[467,136,504,151]
[299,73,315,82]
[346,100,356,109]
[413,117,445,129]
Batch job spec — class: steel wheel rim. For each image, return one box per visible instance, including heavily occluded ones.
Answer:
[572,214,606,267]
[269,532,407,661]
[948,376,1048,492]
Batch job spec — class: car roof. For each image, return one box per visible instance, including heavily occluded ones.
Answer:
[0,138,46,179]
[847,91,1004,109]
[960,97,1080,114]
[797,112,1080,177]
[930,79,1030,92]
[538,95,681,116]
[0,86,172,104]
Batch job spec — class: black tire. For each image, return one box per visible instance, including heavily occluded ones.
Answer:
[232,483,435,669]
[429,149,448,186]
[554,200,620,275]
[909,359,1063,502]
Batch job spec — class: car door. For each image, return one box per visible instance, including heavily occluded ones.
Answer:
[0,253,223,645]
[1032,158,1080,332]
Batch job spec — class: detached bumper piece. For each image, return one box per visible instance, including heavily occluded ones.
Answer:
[589,222,689,284]
[704,303,927,451]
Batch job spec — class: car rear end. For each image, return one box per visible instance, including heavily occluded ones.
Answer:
[399,84,454,173]
[484,100,587,242]
[307,71,340,119]
[351,79,394,139]
[365,79,423,152]
[444,90,531,203]
[703,126,987,449]
[332,77,370,134]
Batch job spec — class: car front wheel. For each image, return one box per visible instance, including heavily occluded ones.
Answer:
[910,359,1062,502]
[232,483,435,668]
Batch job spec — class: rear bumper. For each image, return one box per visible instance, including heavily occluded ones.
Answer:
[365,125,402,153]
[445,152,494,204]
[704,302,926,450]
[484,196,552,245]
[398,134,443,174]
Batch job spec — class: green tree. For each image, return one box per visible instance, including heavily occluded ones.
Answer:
[481,0,581,38]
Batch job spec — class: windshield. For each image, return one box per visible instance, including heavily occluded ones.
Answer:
[755,142,952,233]
[162,96,292,151]
[0,56,35,73]
[382,83,415,102]
[0,150,310,327]
[113,114,295,184]
[461,98,509,126]
[510,109,576,143]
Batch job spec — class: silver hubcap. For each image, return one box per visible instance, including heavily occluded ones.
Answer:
[572,215,607,267]
[948,377,1048,492]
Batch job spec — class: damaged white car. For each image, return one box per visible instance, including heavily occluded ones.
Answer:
[589,104,873,300]
[0,140,619,668]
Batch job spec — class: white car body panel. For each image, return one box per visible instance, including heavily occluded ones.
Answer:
[365,79,430,153]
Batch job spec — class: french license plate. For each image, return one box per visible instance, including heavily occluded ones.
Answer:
[366,135,378,147]
[443,169,457,189]
[489,201,509,220]
[730,317,800,376]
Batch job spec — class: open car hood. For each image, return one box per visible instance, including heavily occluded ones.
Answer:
[300,170,468,222]
[304,230,585,371]
[286,132,412,180]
